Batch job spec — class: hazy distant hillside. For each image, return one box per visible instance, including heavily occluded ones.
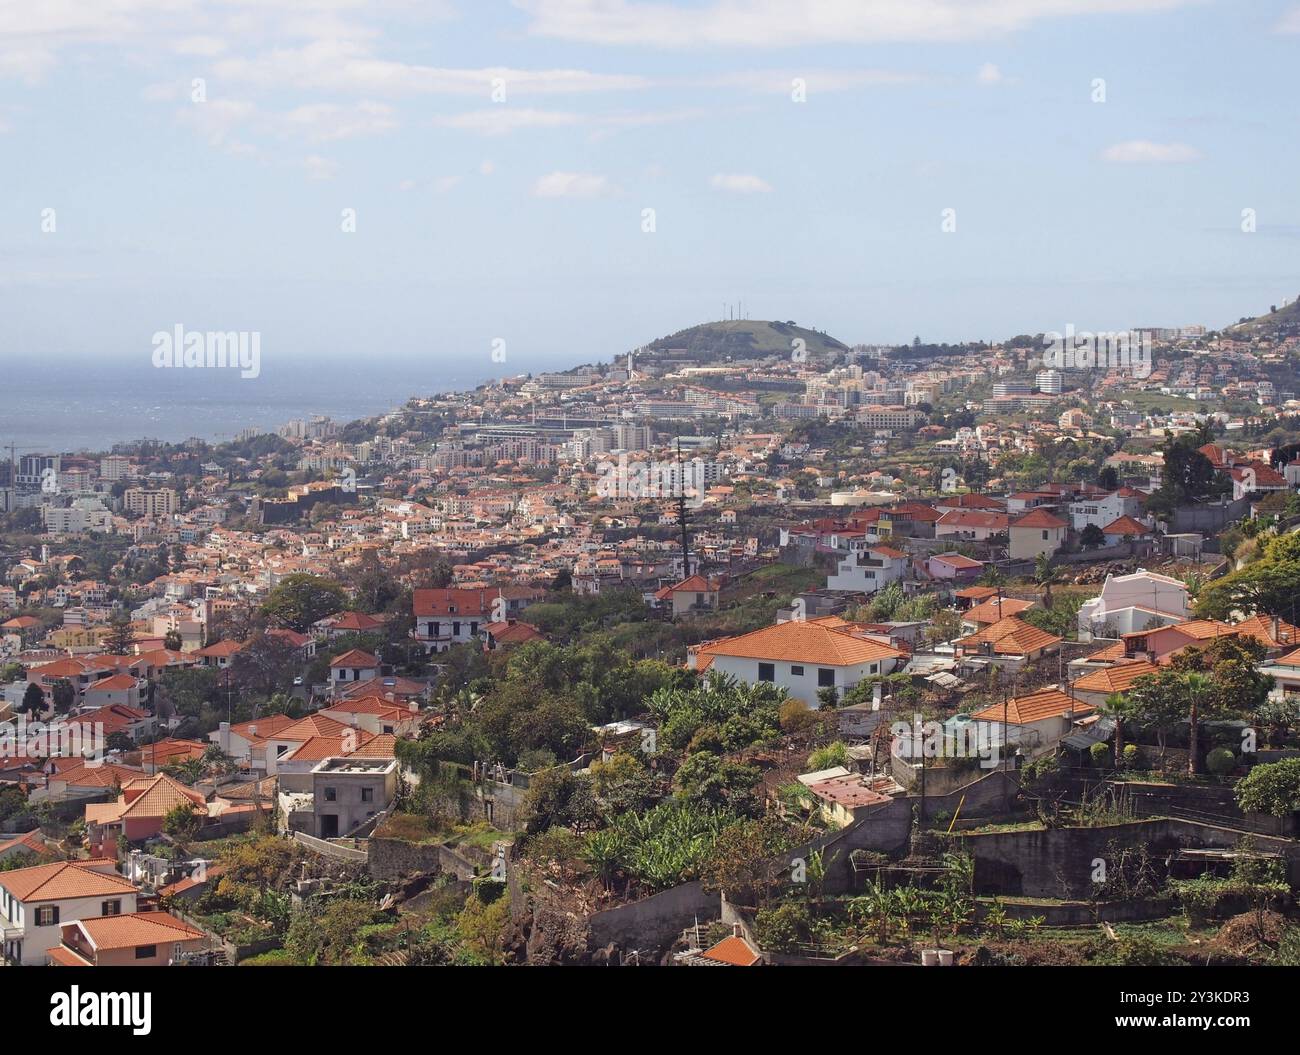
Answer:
[644,319,850,363]
[1228,296,1300,334]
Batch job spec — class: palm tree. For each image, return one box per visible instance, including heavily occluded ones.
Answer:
[1182,671,1213,776]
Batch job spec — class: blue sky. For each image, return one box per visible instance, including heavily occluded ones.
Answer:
[3,0,1300,379]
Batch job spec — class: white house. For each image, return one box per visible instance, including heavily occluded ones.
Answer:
[689,617,905,708]
[826,543,909,594]
[1068,489,1145,532]
[1077,570,1189,640]
[0,860,139,966]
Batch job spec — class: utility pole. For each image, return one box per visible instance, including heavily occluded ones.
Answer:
[675,437,691,578]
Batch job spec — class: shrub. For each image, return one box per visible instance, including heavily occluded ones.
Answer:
[779,698,817,734]
[1122,744,1141,769]
[807,741,850,771]
[1089,741,1111,767]
[1206,747,1236,776]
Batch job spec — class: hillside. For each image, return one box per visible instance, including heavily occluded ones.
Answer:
[643,319,850,363]
[1228,296,1300,334]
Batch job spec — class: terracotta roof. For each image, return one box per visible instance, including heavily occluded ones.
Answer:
[273,714,350,741]
[47,945,92,966]
[937,509,1010,530]
[932,552,983,570]
[85,673,137,691]
[1100,515,1152,536]
[964,597,1035,625]
[75,910,204,951]
[957,616,1061,656]
[1071,659,1161,694]
[0,861,138,903]
[483,620,544,644]
[194,639,244,658]
[412,587,496,618]
[953,586,1000,601]
[694,620,904,667]
[326,611,385,631]
[330,648,379,668]
[1232,615,1300,648]
[283,731,376,763]
[347,732,399,759]
[699,934,762,967]
[86,773,207,825]
[1011,509,1068,529]
[0,829,52,859]
[971,687,1092,724]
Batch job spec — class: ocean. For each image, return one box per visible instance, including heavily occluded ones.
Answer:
[0,355,507,454]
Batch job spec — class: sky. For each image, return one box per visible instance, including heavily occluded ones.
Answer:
[2,0,1300,383]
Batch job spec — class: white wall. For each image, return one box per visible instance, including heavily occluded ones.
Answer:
[707,654,897,708]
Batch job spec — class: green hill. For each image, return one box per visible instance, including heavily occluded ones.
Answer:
[1228,296,1300,334]
[644,319,850,363]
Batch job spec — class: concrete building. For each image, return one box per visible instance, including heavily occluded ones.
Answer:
[311,757,398,838]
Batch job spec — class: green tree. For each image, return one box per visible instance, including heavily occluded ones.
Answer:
[103,614,136,656]
[19,682,45,717]
[1235,758,1300,817]
[259,573,349,633]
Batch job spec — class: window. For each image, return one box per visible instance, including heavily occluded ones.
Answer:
[1041,530,1049,540]
[101,900,121,916]
[757,663,775,682]
[361,787,374,802]
[324,787,337,802]
[790,665,805,677]
[135,945,156,960]
[817,668,836,688]
[35,906,59,927]
[452,621,461,636]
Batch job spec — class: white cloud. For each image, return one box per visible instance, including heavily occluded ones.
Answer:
[1101,139,1201,163]
[1275,6,1300,32]
[215,40,651,96]
[710,172,772,193]
[303,154,338,181]
[283,101,396,141]
[518,0,1198,48]
[174,36,227,57]
[533,171,613,198]
[433,108,582,135]
[0,45,55,83]
[976,62,1003,84]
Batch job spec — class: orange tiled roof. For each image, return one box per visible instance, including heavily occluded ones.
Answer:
[0,861,137,903]
[1011,509,1068,529]
[330,648,379,668]
[76,910,204,951]
[957,616,1061,656]
[699,934,762,967]
[971,687,1092,724]
[694,620,904,667]
[1071,659,1161,694]
[964,597,1035,625]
